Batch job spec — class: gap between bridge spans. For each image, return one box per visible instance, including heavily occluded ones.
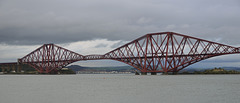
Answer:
[14,32,240,74]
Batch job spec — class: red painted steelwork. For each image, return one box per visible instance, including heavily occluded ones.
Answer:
[19,44,84,73]
[16,32,240,74]
[84,55,104,60]
[104,32,239,73]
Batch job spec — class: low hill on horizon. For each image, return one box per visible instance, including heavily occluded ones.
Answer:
[67,65,135,72]
[181,67,240,73]
[67,65,240,73]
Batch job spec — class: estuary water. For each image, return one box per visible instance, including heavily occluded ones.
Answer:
[0,74,239,103]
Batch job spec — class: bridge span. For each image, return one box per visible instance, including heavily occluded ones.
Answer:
[1,32,240,74]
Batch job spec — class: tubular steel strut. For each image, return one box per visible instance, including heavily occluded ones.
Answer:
[17,32,240,73]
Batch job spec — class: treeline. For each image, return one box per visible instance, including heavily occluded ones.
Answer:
[0,64,76,74]
[181,68,240,74]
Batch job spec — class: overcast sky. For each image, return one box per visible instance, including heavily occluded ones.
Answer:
[1,0,240,68]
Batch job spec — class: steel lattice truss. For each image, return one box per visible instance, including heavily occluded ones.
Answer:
[20,44,84,73]
[18,32,240,73]
[104,32,239,73]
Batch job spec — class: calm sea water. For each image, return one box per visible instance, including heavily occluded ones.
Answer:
[0,74,239,103]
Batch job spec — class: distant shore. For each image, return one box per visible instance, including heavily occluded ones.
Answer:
[178,68,240,75]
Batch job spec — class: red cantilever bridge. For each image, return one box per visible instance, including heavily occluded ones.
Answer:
[1,32,240,74]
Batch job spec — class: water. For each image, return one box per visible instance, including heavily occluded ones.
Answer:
[0,74,239,103]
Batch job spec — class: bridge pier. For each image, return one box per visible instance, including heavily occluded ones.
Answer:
[172,72,178,75]
[151,72,157,75]
[17,59,22,73]
[135,72,140,75]
[17,64,22,73]
[136,72,157,75]
[141,72,147,75]
[162,72,168,75]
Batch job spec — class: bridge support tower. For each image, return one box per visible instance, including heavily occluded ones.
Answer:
[151,72,157,75]
[141,72,147,75]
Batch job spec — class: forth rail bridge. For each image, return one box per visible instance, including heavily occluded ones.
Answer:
[1,32,240,75]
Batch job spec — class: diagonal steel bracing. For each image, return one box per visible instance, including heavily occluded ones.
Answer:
[19,44,84,73]
[104,32,239,73]
[17,32,240,74]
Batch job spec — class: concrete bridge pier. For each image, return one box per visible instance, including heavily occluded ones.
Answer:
[141,72,147,75]
[135,72,140,75]
[17,59,22,73]
[151,72,157,75]
[172,71,178,75]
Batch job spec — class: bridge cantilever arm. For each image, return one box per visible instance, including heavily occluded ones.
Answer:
[12,32,240,74]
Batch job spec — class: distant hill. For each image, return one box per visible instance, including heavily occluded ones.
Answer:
[67,65,240,73]
[182,67,240,73]
[67,65,87,72]
[66,65,135,72]
[222,67,240,71]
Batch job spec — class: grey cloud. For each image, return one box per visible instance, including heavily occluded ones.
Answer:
[110,40,129,49]
[94,43,108,48]
[0,0,240,45]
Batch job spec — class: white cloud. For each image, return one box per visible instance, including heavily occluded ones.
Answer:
[61,39,121,55]
[0,44,41,62]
